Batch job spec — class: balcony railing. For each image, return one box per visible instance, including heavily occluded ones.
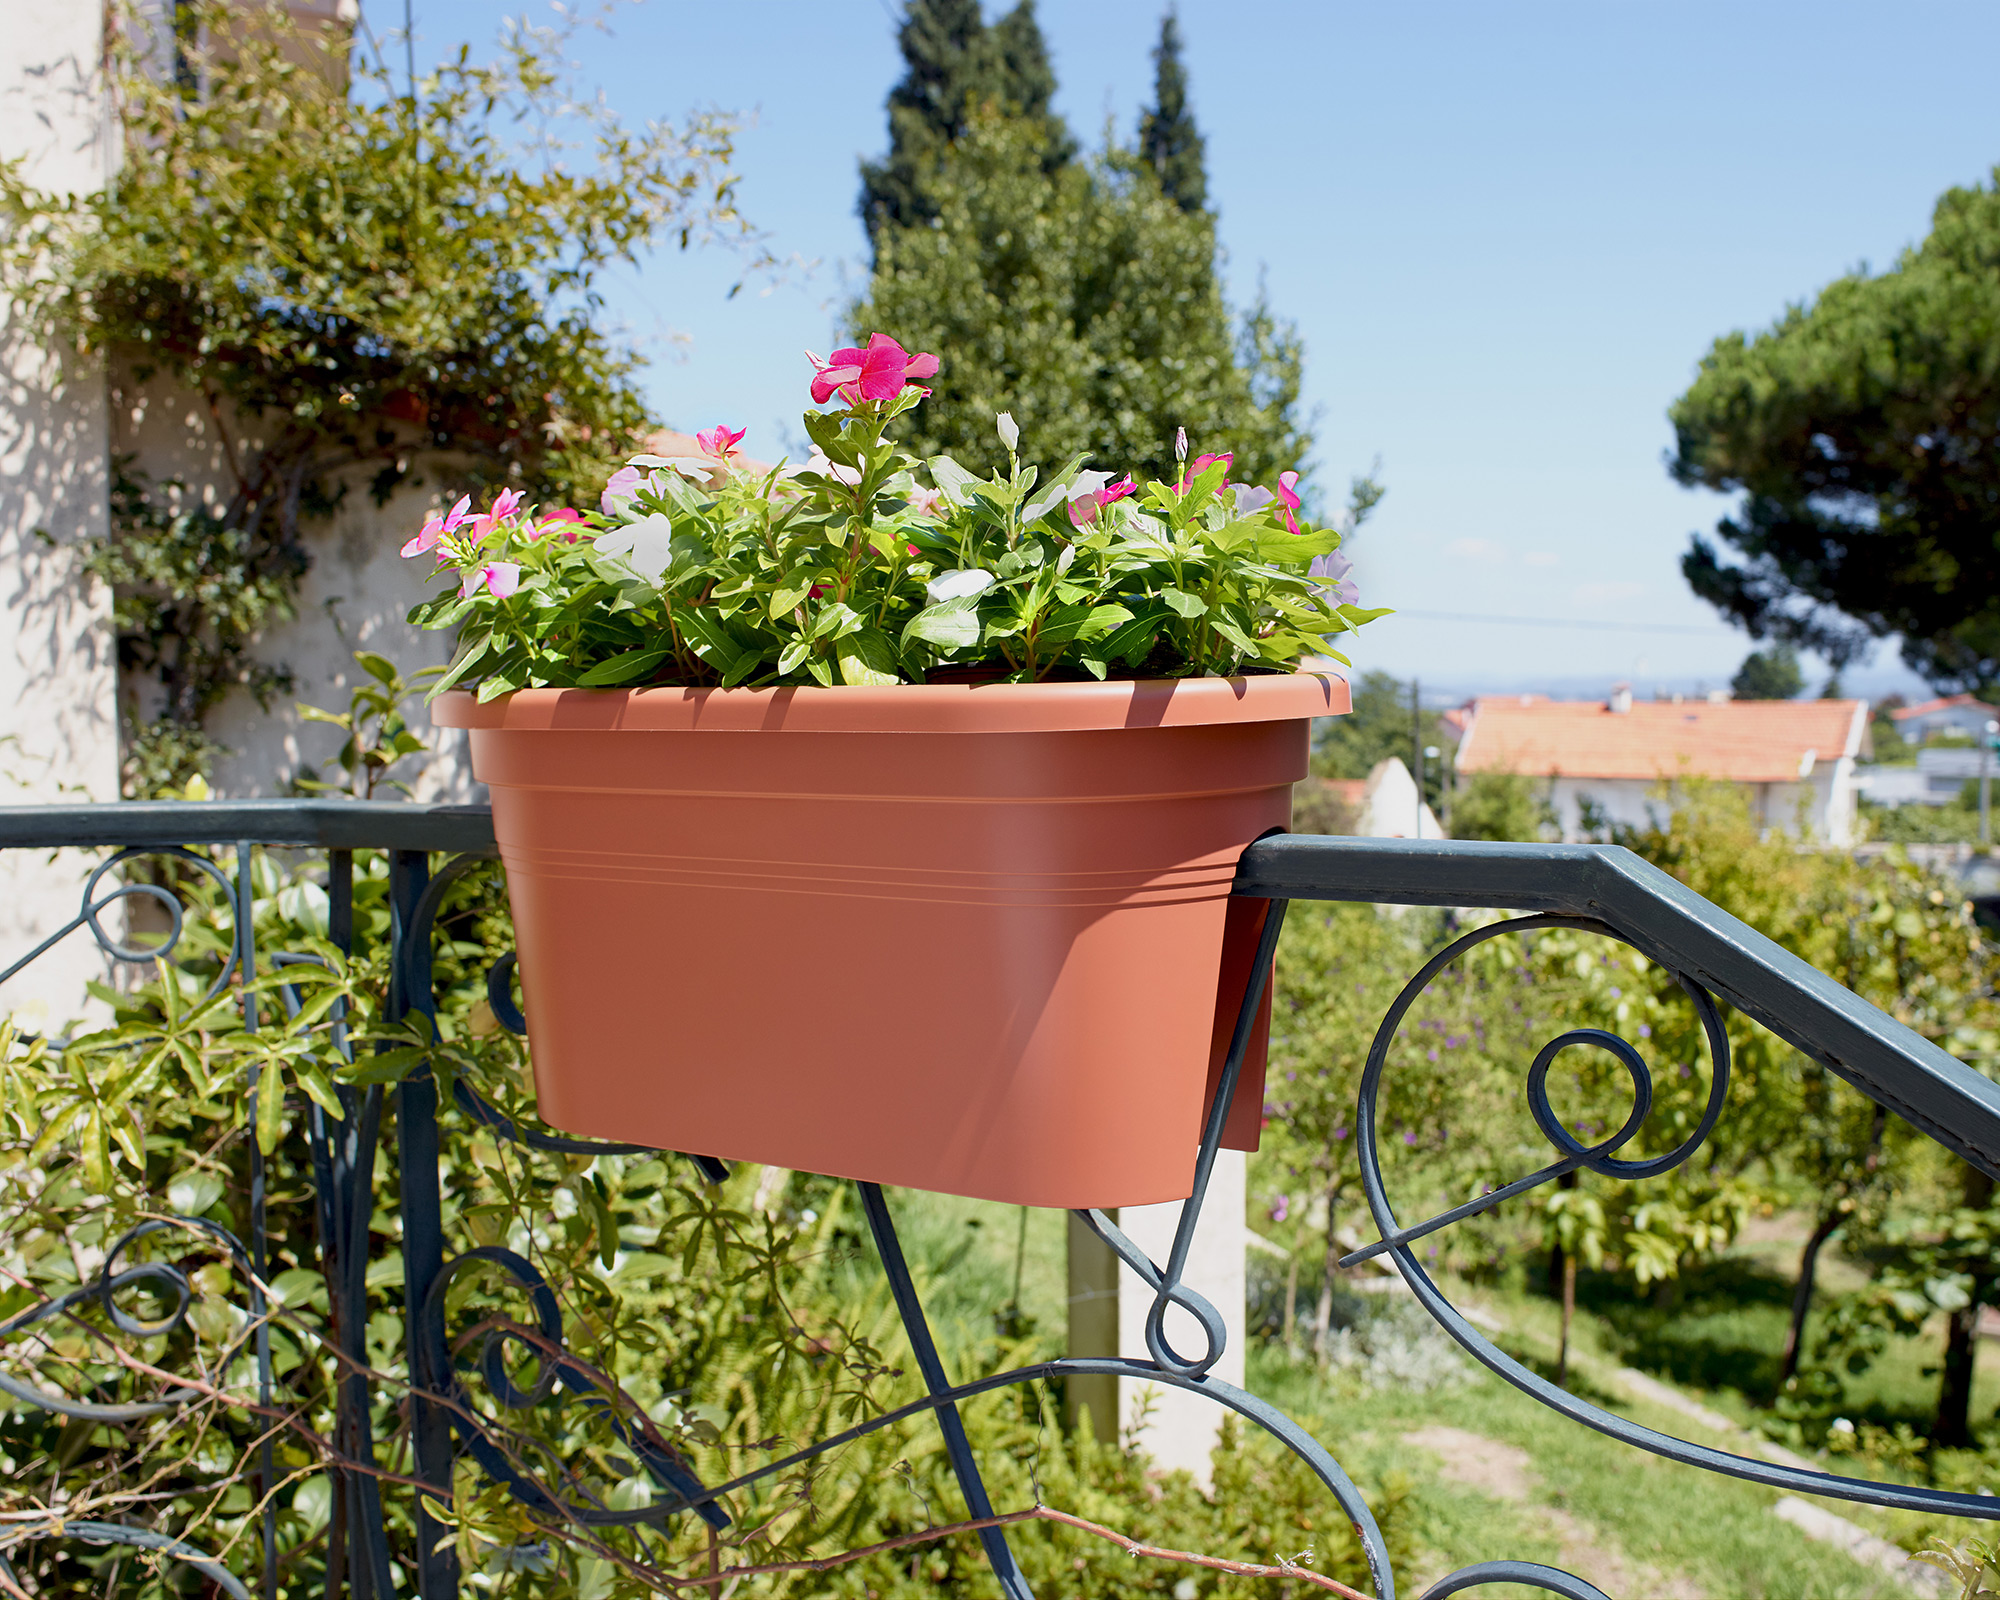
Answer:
[1,800,1996,1599]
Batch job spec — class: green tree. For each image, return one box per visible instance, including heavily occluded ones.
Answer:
[1138,8,1206,214]
[855,109,1309,486]
[1450,770,1558,842]
[0,4,750,793]
[1671,169,2000,692]
[1730,643,1804,700]
[1311,669,1446,809]
[857,0,1073,248]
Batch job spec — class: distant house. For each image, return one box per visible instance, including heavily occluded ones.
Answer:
[1858,745,2000,809]
[1453,689,1870,844]
[1293,758,1444,839]
[1893,694,2000,743]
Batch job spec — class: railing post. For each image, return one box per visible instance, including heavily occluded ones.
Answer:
[389,848,460,1599]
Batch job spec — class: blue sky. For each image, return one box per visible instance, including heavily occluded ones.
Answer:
[400,1,2000,703]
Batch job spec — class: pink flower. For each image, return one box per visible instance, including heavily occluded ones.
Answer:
[1275,470,1302,535]
[461,561,521,599]
[1067,475,1138,527]
[532,508,587,543]
[490,488,524,521]
[601,466,645,516]
[695,424,746,463]
[907,485,946,518]
[400,494,472,558]
[1177,452,1234,495]
[808,334,940,406]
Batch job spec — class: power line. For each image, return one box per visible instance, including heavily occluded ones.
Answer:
[1392,609,1732,637]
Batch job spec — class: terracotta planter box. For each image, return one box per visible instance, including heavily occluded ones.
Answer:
[433,673,1347,1207]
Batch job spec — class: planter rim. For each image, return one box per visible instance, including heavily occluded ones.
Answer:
[431,670,1349,735]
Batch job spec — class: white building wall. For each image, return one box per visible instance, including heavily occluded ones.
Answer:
[1548,772,1852,845]
[110,373,478,801]
[0,3,124,1023]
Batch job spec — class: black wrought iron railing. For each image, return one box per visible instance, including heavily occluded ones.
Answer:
[1,801,1996,1599]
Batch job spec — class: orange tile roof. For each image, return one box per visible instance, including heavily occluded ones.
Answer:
[1456,697,1867,782]
[1892,694,1986,723]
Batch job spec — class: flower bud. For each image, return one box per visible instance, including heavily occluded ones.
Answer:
[996,412,1019,451]
[1175,426,1188,463]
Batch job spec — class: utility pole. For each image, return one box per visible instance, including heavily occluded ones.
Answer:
[1427,743,1447,837]
[1411,679,1424,838]
[1984,720,1997,850]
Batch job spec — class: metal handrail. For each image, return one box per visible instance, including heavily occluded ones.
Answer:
[1238,833,2000,1179]
[0,799,498,853]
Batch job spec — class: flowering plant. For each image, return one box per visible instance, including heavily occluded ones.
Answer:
[406,335,1385,696]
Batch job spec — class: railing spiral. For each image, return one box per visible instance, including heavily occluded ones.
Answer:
[0,805,1996,1597]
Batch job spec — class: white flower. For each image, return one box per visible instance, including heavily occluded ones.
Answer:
[804,448,863,487]
[594,511,677,581]
[996,411,1019,450]
[1232,484,1275,515]
[926,568,995,605]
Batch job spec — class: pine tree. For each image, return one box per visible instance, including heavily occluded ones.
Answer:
[1138,8,1206,214]
[858,0,1072,250]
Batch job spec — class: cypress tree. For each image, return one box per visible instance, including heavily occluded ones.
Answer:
[858,0,990,244]
[854,4,1311,486]
[858,0,1072,250]
[988,0,1076,173]
[1138,7,1206,214]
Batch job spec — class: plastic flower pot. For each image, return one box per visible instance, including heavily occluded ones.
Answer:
[433,672,1347,1207]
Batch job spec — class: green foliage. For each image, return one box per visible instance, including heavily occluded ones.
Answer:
[1730,643,1804,700]
[1861,796,1986,845]
[294,651,442,799]
[1311,669,1446,807]
[857,0,1073,246]
[1138,9,1206,214]
[0,4,750,789]
[854,105,1311,489]
[0,835,1415,1595]
[1670,167,2000,691]
[407,379,1382,690]
[1259,777,2000,1445]
[1873,697,1915,763]
[1451,771,1559,843]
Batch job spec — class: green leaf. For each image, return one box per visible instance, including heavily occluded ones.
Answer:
[256,1058,285,1155]
[1161,587,1208,618]
[586,1173,619,1271]
[167,1170,225,1216]
[836,629,901,686]
[429,632,491,698]
[577,648,670,687]
[678,607,743,668]
[355,651,399,685]
[902,599,982,651]
[768,581,811,619]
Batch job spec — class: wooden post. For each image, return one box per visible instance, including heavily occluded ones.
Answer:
[1065,1210,1119,1443]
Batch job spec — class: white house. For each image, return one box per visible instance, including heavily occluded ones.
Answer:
[1894,694,2000,743]
[1454,688,1870,844]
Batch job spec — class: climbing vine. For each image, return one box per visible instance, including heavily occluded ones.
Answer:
[0,3,755,792]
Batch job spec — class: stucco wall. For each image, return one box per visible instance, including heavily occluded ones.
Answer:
[110,371,479,801]
[0,1,124,1022]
